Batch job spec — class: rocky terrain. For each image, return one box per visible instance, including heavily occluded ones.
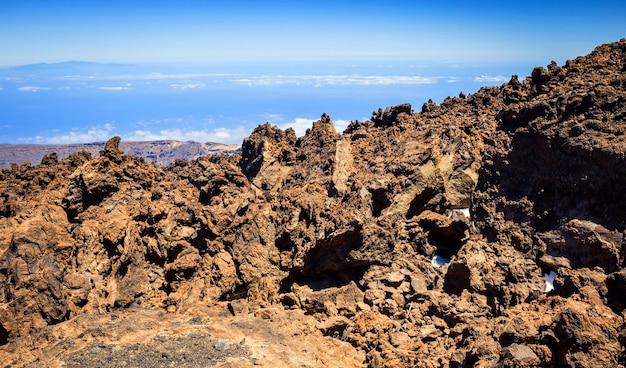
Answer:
[1,39,625,367]
[0,140,240,169]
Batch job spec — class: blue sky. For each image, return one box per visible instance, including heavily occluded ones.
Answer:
[0,1,625,146]
[2,0,624,66]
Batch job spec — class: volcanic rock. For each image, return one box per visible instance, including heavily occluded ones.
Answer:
[2,39,626,367]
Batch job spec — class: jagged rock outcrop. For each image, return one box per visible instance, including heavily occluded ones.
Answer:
[1,39,626,367]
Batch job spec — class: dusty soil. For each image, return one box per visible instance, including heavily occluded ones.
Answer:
[4,305,364,367]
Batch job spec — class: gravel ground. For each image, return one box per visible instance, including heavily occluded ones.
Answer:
[59,332,250,368]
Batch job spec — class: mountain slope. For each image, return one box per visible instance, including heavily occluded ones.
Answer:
[0,140,240,169]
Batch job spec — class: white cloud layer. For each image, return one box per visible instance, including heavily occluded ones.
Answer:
[59,70,444,86]
[98,86,131,91]
[19,123,248,145]
[124,126,247,144]
[230,74,438,87]
[17,117,353,146]
[279,118,314,137]
[61,72,439,88]
[279,117,351,137]
[170,82,206,89]
[18,86,51,92]
[43,70,454,91]
[474,75,509,83]
[60,72,234,81]
[24,123,115,144]
[334,119,351,133]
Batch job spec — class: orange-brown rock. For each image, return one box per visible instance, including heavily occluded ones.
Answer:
[2,39,626,367]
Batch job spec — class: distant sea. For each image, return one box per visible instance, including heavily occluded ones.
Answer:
[0,61,538,145]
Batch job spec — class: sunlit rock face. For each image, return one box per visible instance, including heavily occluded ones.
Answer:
[2,39,626,367]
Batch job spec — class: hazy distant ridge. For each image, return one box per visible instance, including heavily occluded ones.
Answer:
[0,140,240,169]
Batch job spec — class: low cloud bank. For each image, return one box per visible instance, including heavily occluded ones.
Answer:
[18,123,248,145]
[18,86,52,92]
[125,126,246,144]
[279,117,351,137]
[19,115,350,144]
[231,74,438,87]
[20,123,115,144]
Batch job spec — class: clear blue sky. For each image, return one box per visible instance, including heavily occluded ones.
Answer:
[1,0,625,66]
